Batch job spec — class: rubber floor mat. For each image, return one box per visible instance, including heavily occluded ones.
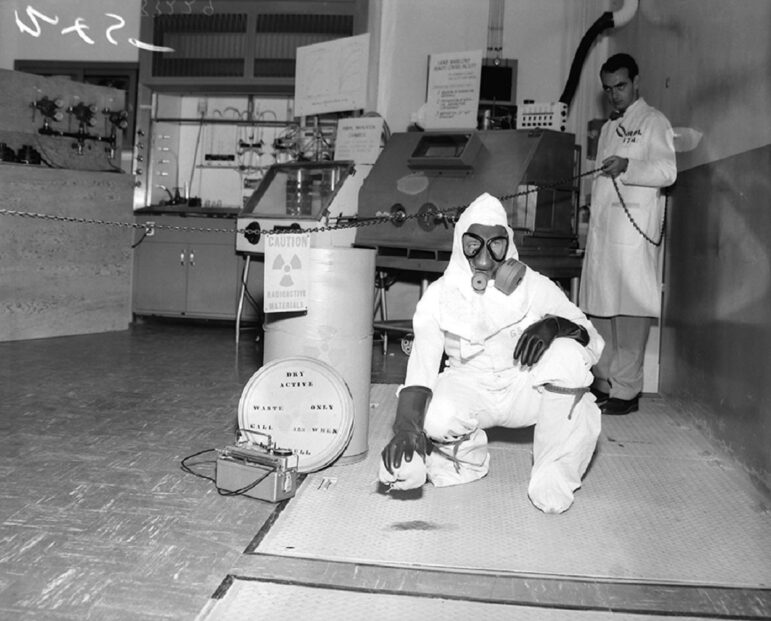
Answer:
[197,576,710,621]
[253,385,771,588]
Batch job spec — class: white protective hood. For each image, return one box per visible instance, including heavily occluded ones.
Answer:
[444,192,518,290]
[436,193,531,345]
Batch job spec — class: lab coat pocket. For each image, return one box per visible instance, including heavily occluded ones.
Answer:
[609,201,642,247]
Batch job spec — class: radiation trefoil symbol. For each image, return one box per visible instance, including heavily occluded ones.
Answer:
[272,254,302,286]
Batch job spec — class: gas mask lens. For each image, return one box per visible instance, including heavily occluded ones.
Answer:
[462,233,508,262]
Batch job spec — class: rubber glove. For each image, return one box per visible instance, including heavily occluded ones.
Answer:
[514,316,589,367]
[381,385,432,474]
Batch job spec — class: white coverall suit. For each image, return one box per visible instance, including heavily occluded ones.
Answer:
[381,194,604,513]
[579,97,677,398]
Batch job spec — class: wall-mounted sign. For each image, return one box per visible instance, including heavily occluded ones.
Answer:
[333,116,384,165]
[422,49,483,130]
[294,33,370,118]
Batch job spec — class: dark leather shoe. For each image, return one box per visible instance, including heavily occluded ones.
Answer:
[590,386,609,406]
[601,395,639,415]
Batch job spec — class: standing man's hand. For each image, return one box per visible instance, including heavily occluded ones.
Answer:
[601,155,628,178]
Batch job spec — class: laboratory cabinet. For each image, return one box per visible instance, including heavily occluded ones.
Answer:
[132,215,262,320]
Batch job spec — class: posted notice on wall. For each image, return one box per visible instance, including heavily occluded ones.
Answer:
[295,33,370,118]
[263,233,310,313]
[333,116,384,165]
[422,49,483,130]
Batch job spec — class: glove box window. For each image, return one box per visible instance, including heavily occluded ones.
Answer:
[242,161,354,220]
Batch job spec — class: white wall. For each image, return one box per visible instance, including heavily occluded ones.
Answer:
[0,0,141,67]
[374,0,488,131]
[373,0,611,132]
[0,1,17,69]
[611,0,771,171]
[502,0,610,199]
[504,0,607,110]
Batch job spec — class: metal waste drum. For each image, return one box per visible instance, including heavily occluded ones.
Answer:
[262,246,376,464]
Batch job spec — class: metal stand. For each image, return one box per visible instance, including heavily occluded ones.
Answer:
[372,273,430,356]
[373,271,390,354]
[236,255,251,344]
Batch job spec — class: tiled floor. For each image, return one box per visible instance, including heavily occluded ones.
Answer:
[0,320,407,620]
[1,321,769,620]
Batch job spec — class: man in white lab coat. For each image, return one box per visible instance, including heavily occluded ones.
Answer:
[580,53,677,415]
[378,193,604,514]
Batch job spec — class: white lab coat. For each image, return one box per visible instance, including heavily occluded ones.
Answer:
[580,98,677,317]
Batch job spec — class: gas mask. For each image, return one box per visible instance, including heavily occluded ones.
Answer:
[462,224,526,295]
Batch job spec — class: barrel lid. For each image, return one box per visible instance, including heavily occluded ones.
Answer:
[237,356,354,473]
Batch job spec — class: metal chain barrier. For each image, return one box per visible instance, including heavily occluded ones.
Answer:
[0,166,603,238]
[0,209,234,235]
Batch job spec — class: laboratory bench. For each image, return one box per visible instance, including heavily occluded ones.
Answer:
[132,209,263,322]
[134,205,241,217]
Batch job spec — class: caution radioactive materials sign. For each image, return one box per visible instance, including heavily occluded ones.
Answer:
[263,232,310,313]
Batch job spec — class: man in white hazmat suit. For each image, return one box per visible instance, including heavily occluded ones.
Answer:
[580,53,677,415]
[378,193,604,514]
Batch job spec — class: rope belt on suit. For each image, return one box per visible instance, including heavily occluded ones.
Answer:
[541,383,590,419]
[429,433,475,474]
